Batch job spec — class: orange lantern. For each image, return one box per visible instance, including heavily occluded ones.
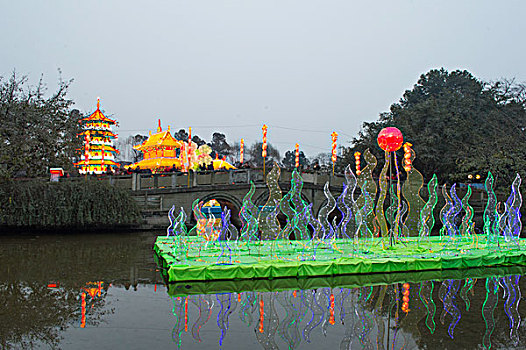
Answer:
[403,142,413,172]
[240,139,244,164]
[331,132,338,163]
[354,152,361,176]
[262,125,268,158]
[295,143,299,168]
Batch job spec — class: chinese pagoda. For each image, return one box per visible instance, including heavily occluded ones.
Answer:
[127,120,183,173]
[75,98,120,174]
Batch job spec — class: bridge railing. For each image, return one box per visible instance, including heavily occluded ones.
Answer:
[83,169,347,191]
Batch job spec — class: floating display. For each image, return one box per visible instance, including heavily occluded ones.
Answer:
[155,128,525,283]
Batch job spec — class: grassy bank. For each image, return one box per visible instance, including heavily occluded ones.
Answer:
[0,179,142,231]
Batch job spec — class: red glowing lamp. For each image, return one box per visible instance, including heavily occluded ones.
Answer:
[377,127,403,152]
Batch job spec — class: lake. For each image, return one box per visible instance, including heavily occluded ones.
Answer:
[1,231,525,349]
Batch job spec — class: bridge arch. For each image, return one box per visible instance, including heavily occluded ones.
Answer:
[199,192,243,229]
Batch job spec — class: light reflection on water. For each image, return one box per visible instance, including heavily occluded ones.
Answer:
[1,232,526,349]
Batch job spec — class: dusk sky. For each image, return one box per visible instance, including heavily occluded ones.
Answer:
[2,0,525,157]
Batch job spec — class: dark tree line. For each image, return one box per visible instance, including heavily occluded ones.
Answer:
[0,71,82,178]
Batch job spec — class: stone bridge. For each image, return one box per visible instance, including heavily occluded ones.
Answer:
[99,168,487,230]
[107,169,348,229]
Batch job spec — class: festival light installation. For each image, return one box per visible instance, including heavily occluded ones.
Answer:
[262,124,268,173]
[75,98,120,174]
[331,131,338,175]
[240,138,244,165]
[295,143,299,169]
[155,128,526,285]
[127,120,182,172]
[377,127,404,246]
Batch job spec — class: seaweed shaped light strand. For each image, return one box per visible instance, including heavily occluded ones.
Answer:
[356,149,378,236]
[459,185,474,242]
[505,174,522,246]
[342,165,358,242]
[290,169,310,240]
[484,172,498,246]
[418,174,438,243]
[258,164,282,241]
[238,182,259,248]
[401,144,425,237]
[318,182,336,241]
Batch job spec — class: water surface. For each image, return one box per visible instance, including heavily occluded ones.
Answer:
[1,232,525,349]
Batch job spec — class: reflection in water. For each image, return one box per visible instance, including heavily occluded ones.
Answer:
[166,273,524,349]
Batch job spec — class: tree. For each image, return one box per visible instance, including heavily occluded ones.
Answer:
[0,71,82,177]
[208,132,231,159]
[227,141,241,165]
[282,149,309,169]
[247,141,280,167]
[347,68,526,185]
[115,134,148,163]
[173,129,188,141]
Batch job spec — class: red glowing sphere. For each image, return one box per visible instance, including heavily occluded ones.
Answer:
[377,127,403,152]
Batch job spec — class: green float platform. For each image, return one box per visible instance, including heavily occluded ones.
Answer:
[154,235,526,284]
[163,265,526,296]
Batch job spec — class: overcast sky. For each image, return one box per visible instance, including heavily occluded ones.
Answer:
[2,0,525,157]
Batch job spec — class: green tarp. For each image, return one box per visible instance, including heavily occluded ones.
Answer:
[154,235,526,284]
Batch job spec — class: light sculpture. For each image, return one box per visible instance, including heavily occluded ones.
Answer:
[240,138,244,164]
[75,98,120,174]
[295,143,299,169]
[262,124,268,174]
[401,142,425,237]
[377,127,403,246]
[331,131,338,175]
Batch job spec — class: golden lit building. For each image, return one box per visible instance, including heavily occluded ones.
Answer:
[127,120,183,172]
[75,98,120,174]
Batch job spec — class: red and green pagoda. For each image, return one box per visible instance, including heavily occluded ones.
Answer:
[75,98,120,174]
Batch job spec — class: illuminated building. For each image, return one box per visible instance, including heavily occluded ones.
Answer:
[127,120,183,173]
[75,98,120,174]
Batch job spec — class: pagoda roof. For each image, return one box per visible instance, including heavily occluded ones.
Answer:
[81,99,117,124]
[134,121,182,151]
[89,144,120,153]
[74,159,120,167]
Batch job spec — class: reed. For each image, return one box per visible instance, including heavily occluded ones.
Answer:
[0,179,142,230]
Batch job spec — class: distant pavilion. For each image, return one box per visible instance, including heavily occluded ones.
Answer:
[127,120,183,173]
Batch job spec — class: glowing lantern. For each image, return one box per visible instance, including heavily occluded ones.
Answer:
[331,132,338,163]
[240,139,244,164]
[295,143,300,168]
[80,292,86,328]
[354,152,361,176]
[377,127,403,152]
[262,125,268,158]
[403,142,413,172]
